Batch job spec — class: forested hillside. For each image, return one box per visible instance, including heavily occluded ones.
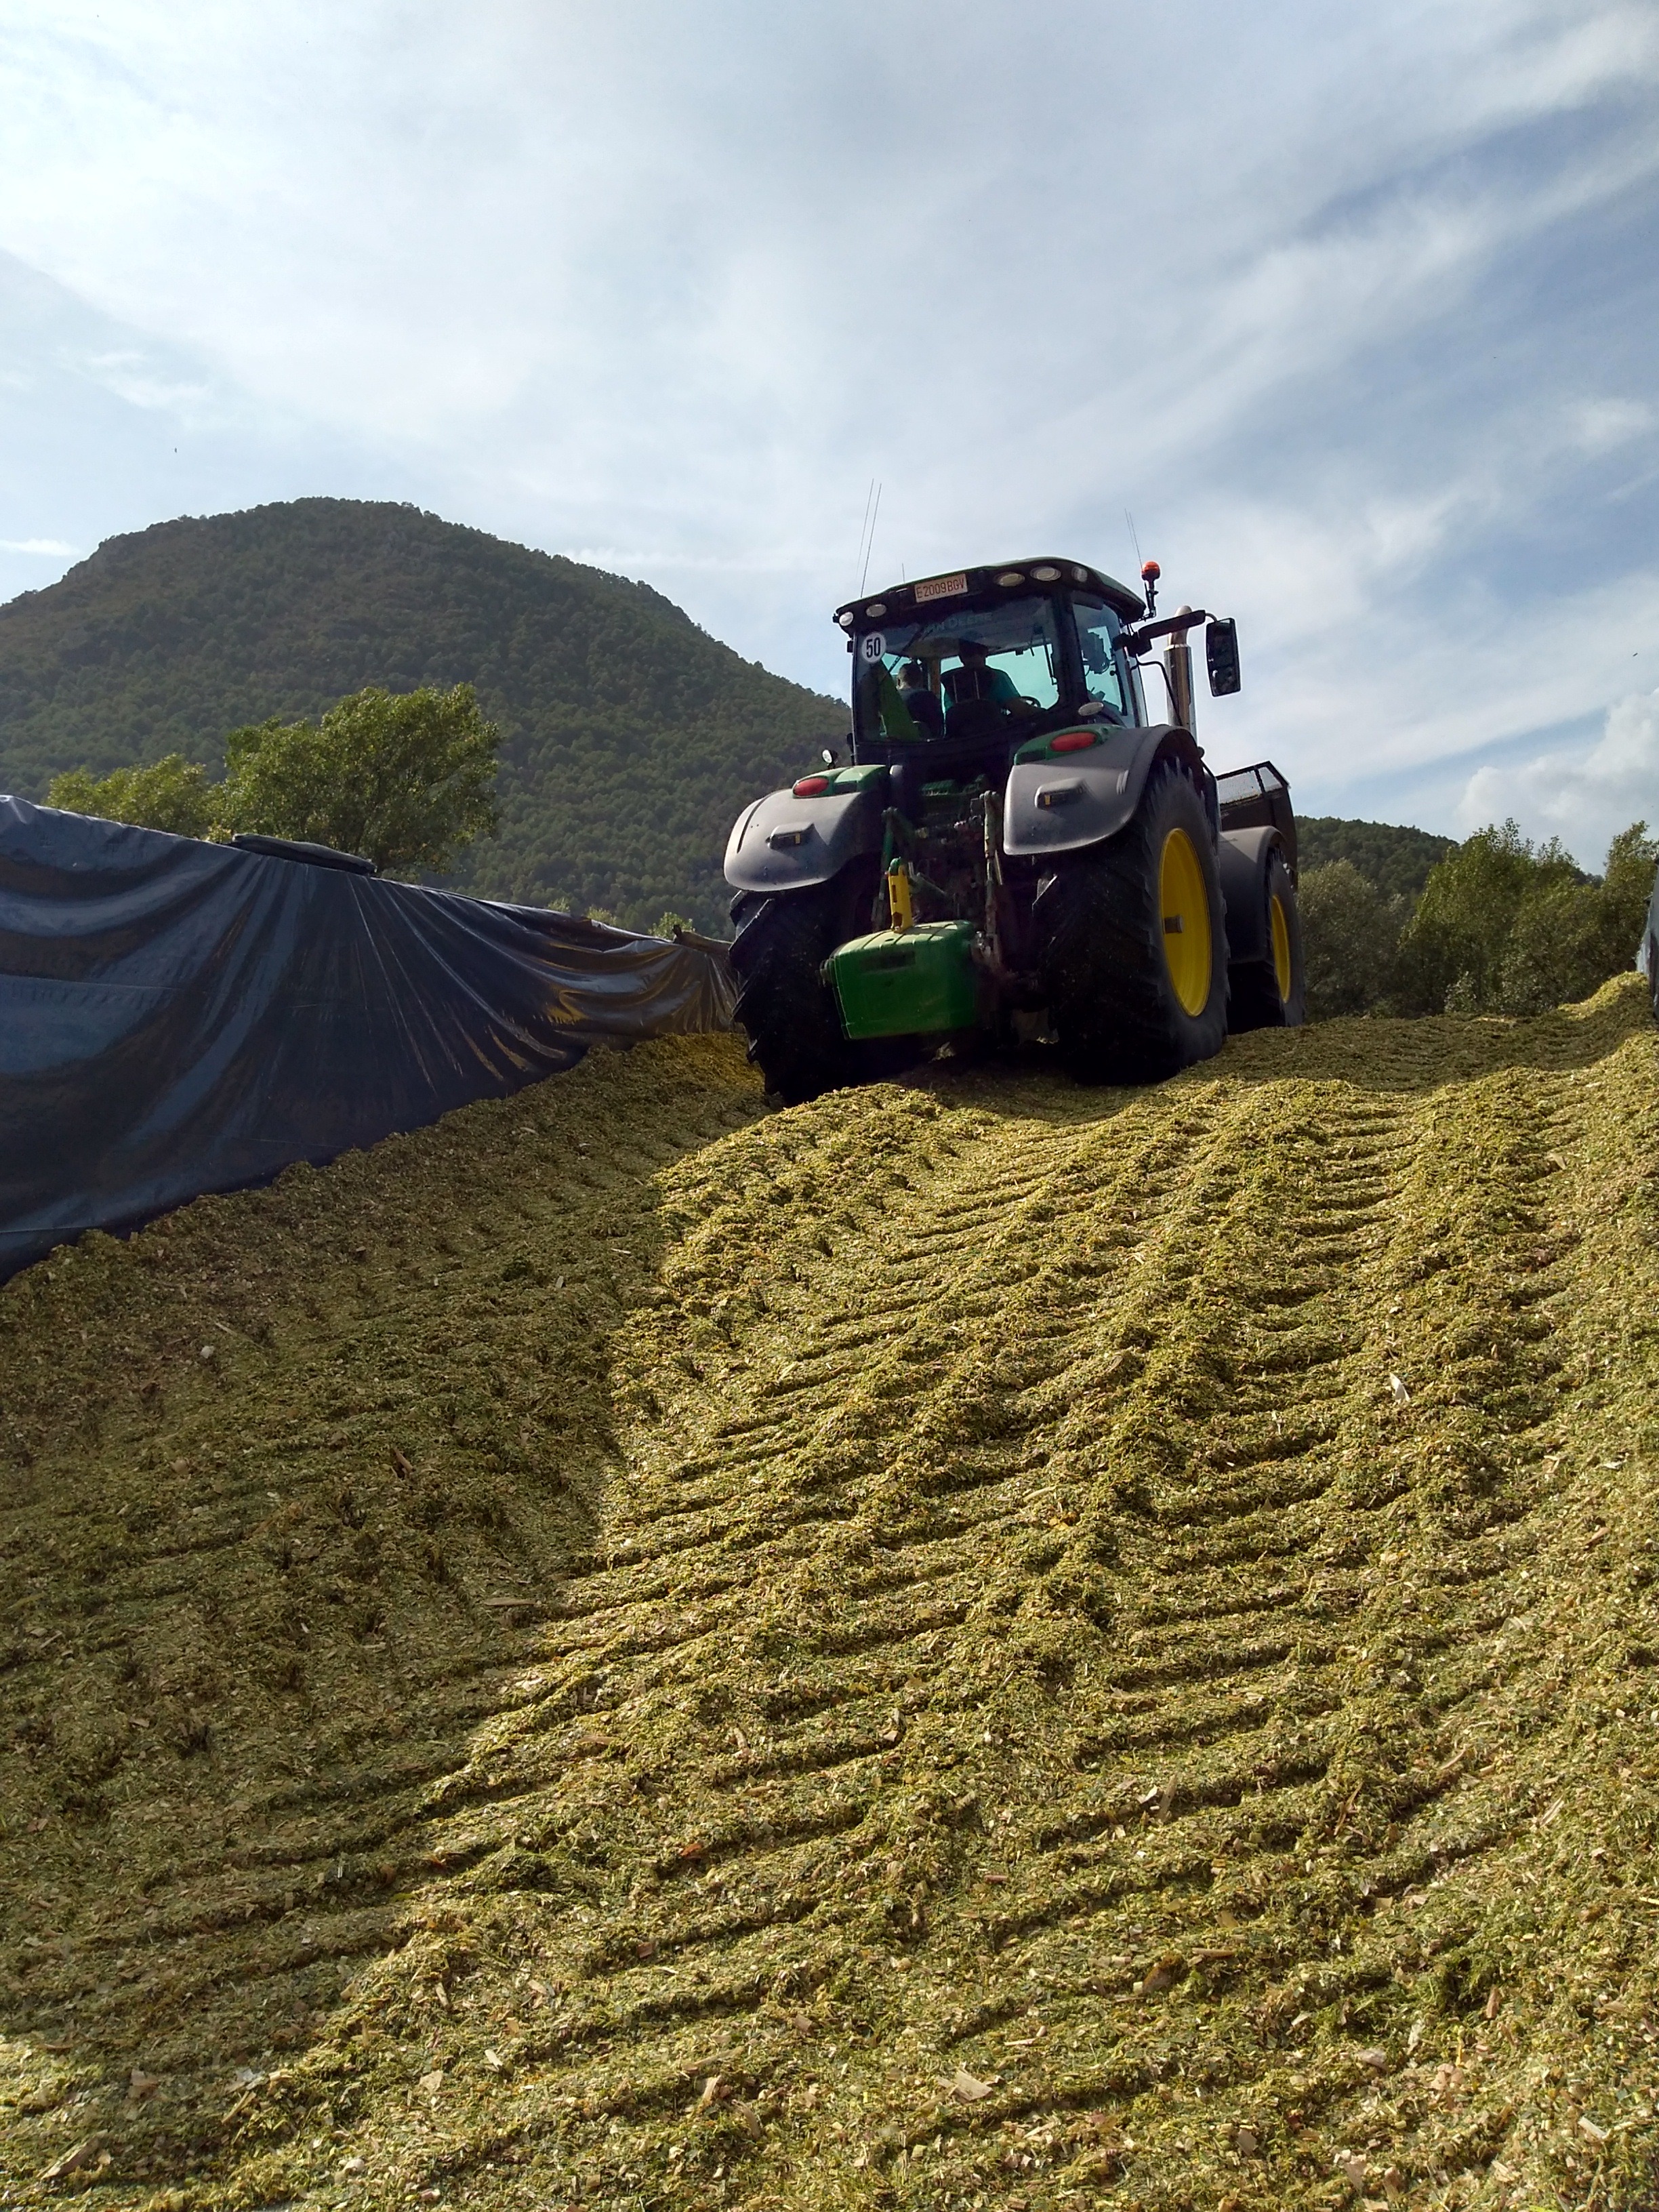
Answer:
[1,499,1488,938]
[1298,815,1454,899]
[0,500,843,929]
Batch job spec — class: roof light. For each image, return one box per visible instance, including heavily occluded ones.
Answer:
[1072,565,1089,582]
[836,610,855,630]
[792,774,832,796]
[1050,729,1099,752]
[1031,563,1061,581]
[865,600,887,618]
[996,569,1025,587]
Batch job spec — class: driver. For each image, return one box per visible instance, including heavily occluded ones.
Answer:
[943,639,1021,708]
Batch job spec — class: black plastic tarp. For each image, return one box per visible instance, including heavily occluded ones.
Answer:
[0,796,736,1281]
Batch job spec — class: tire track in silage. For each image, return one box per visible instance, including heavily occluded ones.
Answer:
[283,1076,1437,2200]
[216,1000,1658,2212]
[0,1036,774,2207]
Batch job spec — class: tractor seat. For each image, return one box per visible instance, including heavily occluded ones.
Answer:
[901,688,945,740]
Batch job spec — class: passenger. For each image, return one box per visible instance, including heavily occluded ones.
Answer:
[897,659,945,739]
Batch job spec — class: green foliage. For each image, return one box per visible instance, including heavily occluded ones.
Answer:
[1399,819,1654,1017]
[1298,819,1654,1021]
[45,753,220,840]
[0,497,842,930]
[222,684,499,876]
[1298,859,1411,1020]
[1488,876,1620,1018]
[1485,820,1656,1017]
[1600,819,1659,943]
[1298,816,1454,901]
[651,910,691,940]
[1399,821,1578,1012]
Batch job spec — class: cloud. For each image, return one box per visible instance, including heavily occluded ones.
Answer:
[0,536,77,556]
[1457,687,1659,863]
[1570,398,1654,453]
[78,350,212,417]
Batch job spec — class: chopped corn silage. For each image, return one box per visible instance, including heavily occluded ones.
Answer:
[1,987,1656,2212]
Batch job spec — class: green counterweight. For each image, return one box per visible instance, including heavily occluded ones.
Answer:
[825,920,978,1041]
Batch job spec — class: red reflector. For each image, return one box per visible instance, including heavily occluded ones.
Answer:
[1049,730,1099,753]
[792,775,831,796]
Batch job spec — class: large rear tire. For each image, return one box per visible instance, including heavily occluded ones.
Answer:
[1227,843,1306,1031]
[729,861,893,1104]
[1036,762,1229,1083]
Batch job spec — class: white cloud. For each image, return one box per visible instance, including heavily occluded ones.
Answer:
[1570,398,1654,453]
[1457,688,1659,862]
[0,0,1654,819]
[0,536,77,555]
[79,350,213,415]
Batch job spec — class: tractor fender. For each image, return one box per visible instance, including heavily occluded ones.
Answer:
[1002,725,1209,860]
[1216,825,1286,966]
[724,781,886,895]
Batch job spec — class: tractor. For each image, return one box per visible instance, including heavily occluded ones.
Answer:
[724,554,1303,1103]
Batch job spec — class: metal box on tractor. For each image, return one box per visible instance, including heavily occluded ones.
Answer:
[724,555,1303,1104]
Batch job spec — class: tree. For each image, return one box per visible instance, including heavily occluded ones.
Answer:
[1396,821,1580,1013]
[1399,819,1656,1015]
[222,684,499,876]
[1498,819,1657,1012]
[1599,820,1659,953]
[45,754,220,840]
[1492,875,1620,1015]
[1298,860,1409,1019]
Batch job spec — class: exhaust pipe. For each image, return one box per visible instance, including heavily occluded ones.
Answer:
[1164,605,1195,736]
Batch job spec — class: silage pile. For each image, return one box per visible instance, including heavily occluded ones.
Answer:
[1,987,1656,2212]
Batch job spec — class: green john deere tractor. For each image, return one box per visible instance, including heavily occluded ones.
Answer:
[725,554,1303,1103]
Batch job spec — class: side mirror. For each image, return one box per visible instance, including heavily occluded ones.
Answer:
[1206,618,1241,697]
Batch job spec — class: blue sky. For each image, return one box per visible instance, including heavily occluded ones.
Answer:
[2,0,1656,862]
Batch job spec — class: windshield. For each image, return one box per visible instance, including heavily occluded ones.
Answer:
[853,594,1063,747]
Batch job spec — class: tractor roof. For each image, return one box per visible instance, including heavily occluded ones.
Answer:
[835,556,1146,630]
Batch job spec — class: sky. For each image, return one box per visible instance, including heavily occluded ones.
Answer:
[2,0,1657,861]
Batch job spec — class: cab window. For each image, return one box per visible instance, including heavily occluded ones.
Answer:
[1073,597,1128,720]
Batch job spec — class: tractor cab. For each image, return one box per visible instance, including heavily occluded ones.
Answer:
[836,559,1149,791]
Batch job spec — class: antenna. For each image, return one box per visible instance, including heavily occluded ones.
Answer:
[859,483,883,596]
[1125,509,1143,574]
[854,478,876,585]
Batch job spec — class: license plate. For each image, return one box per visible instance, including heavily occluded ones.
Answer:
[914,571,969,603]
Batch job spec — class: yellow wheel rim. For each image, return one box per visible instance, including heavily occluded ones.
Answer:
[1159,827,1212,1017]
[1270,891,1292,1004]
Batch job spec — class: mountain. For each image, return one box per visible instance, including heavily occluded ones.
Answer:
[0,499,844,930]
[0,496,1461,930]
